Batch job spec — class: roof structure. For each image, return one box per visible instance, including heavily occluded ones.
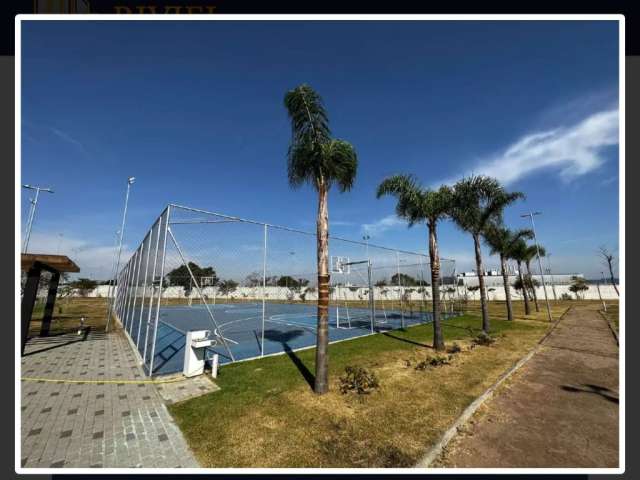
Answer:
[21,253,80,273]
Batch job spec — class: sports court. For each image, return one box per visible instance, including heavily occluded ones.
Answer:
[141,302,457,376]
[111,204,458,377]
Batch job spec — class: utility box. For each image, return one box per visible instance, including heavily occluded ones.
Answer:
[183,330,213,377]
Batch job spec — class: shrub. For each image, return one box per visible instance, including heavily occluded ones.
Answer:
[339,366,380,395]
[560,292,573,301]
[447,342,462,354]
[415,354,451,370]
[473,331,495,346]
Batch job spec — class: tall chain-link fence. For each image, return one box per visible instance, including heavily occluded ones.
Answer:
[110,204,457,376]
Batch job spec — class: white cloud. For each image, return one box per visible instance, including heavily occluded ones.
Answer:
[25,232,133,280]
[362,215,405,236]
[446,109,619,186]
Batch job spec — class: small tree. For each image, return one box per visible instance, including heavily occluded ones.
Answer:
[597,246,619,296]
[166,262,218,295]
[71,278,98,297]
[568,276,589,300]
[390,272,420,287]
[244,271,262,287]
[218,279,238,297]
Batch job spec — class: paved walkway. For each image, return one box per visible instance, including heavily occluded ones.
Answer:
[437,304,619,468]
[20,328,199,468]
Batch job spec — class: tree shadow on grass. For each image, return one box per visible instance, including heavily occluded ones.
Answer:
[263,329,315,390]
[381,331,433,349]
[561,383,619,404]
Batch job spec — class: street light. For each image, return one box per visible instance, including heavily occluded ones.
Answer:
[521,211,552,322]
[22,184,54,253]
[362,234,371,261]
[106,176,135,331]
[546,253,557,300]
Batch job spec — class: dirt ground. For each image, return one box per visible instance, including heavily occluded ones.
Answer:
[435,303,619,468]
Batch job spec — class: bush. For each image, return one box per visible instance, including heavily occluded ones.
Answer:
[415,354,452,370]
[447,342,462,354]
[339,366,379,395]
[473,331,495,346]
[560,292,572,301]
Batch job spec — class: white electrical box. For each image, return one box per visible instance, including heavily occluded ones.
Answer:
[183,330,213,377]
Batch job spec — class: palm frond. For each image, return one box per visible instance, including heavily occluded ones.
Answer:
[284,84,331,145]
[321,139,358,192]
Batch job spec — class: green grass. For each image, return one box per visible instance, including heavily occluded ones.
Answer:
[169,313,553,467]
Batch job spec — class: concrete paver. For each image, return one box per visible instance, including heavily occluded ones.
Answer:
[20,328,199,469]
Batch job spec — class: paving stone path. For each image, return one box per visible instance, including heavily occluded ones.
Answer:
[20,328,199,468]
[435,304,619,468]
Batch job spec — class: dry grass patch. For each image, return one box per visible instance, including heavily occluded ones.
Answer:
[170,315,549,467]
[28,297,109,335]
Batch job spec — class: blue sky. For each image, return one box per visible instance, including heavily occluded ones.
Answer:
[20,20,620,279]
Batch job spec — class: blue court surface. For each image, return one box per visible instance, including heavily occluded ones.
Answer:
[139,302,455,376]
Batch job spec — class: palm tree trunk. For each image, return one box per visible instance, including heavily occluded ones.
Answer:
[314,181,330,395]
[526,260,540,312]
[517,260,530,315]
[500,254,513,321]
[473,233,490,333]
[428,221,444,350]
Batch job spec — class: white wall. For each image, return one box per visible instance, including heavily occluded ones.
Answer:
[83,283,620,301]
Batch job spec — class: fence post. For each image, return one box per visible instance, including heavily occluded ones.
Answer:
[396,251,404,328]
[149,206,170,376]
[128,245,143,336]
[261,224,268,356]
[143,216,162,366]
[368,260,374,333]
[136,233,152,349]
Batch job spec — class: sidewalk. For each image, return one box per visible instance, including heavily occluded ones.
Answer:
[436,304,619,468]
[20,329,199,469]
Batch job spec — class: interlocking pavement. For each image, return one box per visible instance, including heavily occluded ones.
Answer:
[20,328,199,469]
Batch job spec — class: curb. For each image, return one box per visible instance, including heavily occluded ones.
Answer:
[415,307,571,468]
[599,310,619,346]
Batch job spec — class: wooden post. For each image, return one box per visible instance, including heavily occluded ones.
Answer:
[40,271,61,336]
[21,263,42,355]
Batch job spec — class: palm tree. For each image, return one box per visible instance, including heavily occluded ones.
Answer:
[376,175,452,351]
[523,245,546,312]
[284,84,358,395]
[509,239,532,315]
[449,176,524,333]
[482,224,533,321]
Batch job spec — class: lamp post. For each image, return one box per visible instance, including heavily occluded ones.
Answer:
[362,234,371,261]
[106,177,135,331]
[546,253,557,300]
[22,184,54,254]
[521,211,552,322]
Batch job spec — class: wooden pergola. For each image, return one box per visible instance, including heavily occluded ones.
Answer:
[21,254,80,355]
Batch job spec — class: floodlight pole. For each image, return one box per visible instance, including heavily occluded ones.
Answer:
[106,177,135,331]
[546,253,557,300]
[521,212,552,322]
[22,184,54,254]
[363,234,371,261]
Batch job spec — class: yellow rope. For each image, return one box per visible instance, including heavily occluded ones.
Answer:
[20,376,187,385]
